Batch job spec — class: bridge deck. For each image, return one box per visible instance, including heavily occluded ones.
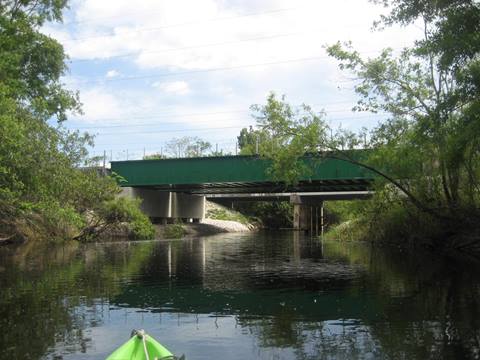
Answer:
[111,155,374,195]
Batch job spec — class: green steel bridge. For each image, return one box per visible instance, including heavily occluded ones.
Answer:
[111,154,375,197]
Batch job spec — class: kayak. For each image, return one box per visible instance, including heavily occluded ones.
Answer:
[106,329,175,360]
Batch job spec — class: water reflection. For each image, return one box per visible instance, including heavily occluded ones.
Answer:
[0,233,479,359]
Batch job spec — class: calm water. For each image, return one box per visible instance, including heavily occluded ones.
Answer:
[1,232,480,360]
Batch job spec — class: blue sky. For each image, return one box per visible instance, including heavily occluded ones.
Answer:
[43,0,421,161]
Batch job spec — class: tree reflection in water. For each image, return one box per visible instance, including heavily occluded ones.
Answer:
[0,234,479,359]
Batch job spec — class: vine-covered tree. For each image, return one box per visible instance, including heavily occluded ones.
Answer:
[250,0,480,250]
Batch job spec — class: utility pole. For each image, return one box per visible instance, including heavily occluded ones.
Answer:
[143,147,146,159]
[235,142,238,155]
[102,150,106,175]
[255,136,259,154]
[126,149,129,160]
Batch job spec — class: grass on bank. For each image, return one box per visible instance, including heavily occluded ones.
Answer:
[324,192,448,247]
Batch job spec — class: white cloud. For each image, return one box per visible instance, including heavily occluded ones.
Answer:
[45,0,425,153]
[153,81,191,95]
[48,0,421,70]
[77,87,124,122]
[105,69,119,78]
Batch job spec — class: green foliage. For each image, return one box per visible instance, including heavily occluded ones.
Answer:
[326,190,446,246]
[143,153,167,160]
[206,206,251,225]
[163,223,186,239]
[325,200,364,224]
[0,1,80,122]
[0,2,150,243]
[248,93,331,184]
[325,2,480,225]
[28,202,85,243]
[323,219,366,242]
[237,126,268,155]
[209,149,231,156]
[234,202,292,228]
[247,2,480,249]
[97,197,155,240]
[165,136,212,158]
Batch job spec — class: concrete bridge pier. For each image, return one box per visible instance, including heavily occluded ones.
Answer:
[171,192,206,221]
[291,194,324,236]
[121,187,205,222]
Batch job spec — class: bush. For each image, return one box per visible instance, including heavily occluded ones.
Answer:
[233,201,292,228]
[97,197,155,240]
[324,190,446,246]
[15,201,85,243]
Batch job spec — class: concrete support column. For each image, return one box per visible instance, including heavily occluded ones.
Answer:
[293,203,300,230]
[171,193,205,220]
[293,204,311,231]
[121,187,171,218]
[291,194,324,235]
[121,188,205,221]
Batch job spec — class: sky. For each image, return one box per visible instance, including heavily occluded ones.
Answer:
[43,0,422,161]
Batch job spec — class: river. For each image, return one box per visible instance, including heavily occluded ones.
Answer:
[0,232,479,359]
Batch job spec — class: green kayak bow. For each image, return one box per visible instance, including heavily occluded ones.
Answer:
[106,329,174,360]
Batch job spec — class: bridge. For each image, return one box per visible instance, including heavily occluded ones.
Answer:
[111,154,374,231]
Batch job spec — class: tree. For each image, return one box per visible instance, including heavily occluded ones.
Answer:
[0,1,153,242]
[0,0,81,122]
[251,1,480,249]
[165,136,212,158]
[326,1,480,216]
[143,153,167,160]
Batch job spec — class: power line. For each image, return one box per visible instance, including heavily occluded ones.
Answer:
[62,7,297,42]
[70,100,357,126]
[70,101,381,129]
[75,110,247,126]
[73,108,383,130]
[70,47,403,84]
[73,55,338,84]
[97,125,244,136]
[80,118,243,130]
[69,32,301,63]
[87,114,386,137]
[103,139,239,152]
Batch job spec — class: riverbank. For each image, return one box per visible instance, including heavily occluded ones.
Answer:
[155,218,254,239]
[324,200,480,255]
[151,200,256,239]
